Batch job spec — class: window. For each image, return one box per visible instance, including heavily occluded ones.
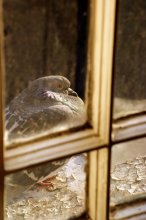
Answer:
[3,0,146,219]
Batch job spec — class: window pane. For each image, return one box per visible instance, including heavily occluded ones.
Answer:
[110,138,146,219]
[3,0,88,144]
[5,153,87,219]
[112,0,146,140]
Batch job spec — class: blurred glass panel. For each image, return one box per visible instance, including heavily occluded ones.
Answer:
[110,138,146,219]
[3,0,88,144]
[113,1,146,117]
[5,153,87,220]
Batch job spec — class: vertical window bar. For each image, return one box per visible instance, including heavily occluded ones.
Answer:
[0,0,5,219]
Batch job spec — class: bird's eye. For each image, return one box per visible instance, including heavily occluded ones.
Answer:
[58,83,63,89]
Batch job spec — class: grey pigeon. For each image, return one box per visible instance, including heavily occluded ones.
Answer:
[5,75,86,200]
[5,75,86,141]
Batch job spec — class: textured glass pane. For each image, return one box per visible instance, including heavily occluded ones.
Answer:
[110,138,146,219]
[5,154,87,220]
[3,0,88,144]
[113,0,146,119]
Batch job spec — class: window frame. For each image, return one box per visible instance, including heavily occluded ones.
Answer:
[0,0,116,220]
[3,0,116,171]
[112,113,146,142]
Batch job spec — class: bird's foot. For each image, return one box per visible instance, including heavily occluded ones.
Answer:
[37,175,57,191]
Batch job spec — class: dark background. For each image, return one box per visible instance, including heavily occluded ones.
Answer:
[4,0,146,105]
[3,0,88,104]
[114,0,146,100]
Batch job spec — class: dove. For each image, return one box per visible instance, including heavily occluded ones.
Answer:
[5,75,86,141]
[5,75,87,201]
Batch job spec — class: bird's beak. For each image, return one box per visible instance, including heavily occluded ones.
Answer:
[68,88,78,97]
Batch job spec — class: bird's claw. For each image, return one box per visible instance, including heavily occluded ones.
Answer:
[37,175,57,191]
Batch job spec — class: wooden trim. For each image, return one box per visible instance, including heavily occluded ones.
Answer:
[110,198,146,220]
[96,148,109,220]
[87,0,116,142]
[112,113,146,142]
[87,1,116,218]
[5,129,103,171]
[0,0,5,218]
[88,148,109,220]
[0,0,4,172]
[99,0,116,143]
[88,150,97,220]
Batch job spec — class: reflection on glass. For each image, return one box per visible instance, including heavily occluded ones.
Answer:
[3,0,88,144]
[113,0,146,119]
[5,154,87,220]
[110,138,146,219]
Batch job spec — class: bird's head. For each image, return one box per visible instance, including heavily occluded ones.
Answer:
[28,75,74,95]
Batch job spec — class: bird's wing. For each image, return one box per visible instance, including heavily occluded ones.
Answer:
[5,102,78,140]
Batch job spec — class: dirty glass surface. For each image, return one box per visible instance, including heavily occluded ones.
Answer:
[110,138,146,219]
[5,153,87,220]
[113,0,146,120]
[3,0,88,144]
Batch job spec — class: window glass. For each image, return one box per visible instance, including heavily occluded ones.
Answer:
[113,0,146,120]
[110,138,146,219]
[3,0,88,144]
[5,153,87,220]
